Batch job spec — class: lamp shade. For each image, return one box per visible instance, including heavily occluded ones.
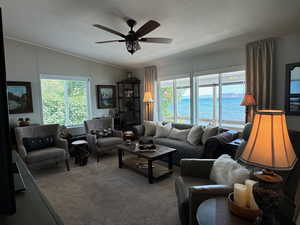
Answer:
[143,91,154,103]
[240,94,256,106]
[240,110,297,170]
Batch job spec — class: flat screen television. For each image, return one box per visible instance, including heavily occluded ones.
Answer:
[0,7,16,215]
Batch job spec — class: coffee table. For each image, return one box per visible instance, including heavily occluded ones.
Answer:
[117,143,176,184]
[196,197,252,225]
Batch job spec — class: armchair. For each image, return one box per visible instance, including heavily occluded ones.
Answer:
[84,118,123,162]
[15,124,70,171]
[175,159,233,225]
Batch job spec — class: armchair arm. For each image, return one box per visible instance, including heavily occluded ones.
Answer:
[180,159,215,178]
[55,138,69,157]
[188,184,233,225]
[113,129,123,138]
[132,125,145,138]
[17,145,27,159]
[87,133,97,153]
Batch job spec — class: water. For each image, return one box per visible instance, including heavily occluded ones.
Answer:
[164,96,245,122]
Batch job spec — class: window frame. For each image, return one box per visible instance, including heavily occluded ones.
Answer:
[158,76,192,124]
[158,69,246,129]
[39,74,92,128]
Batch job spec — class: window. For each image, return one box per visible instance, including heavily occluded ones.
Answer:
[158,70,245,129]
[159,77,191,123]
[40,75,90,127]
[195,71,245,129]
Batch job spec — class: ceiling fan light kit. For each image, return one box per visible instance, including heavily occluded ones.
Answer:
[93,19,172,55]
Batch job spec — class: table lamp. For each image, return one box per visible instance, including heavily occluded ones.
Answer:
[240,93,256,122]
[143,91,154,120]
[240,110,297,225]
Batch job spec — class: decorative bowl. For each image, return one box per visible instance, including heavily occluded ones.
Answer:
[227,193,261,221]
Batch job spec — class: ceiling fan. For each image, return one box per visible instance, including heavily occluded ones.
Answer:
[93,19,172,54]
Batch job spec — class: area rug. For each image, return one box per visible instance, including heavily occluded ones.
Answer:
[32,153,180,225]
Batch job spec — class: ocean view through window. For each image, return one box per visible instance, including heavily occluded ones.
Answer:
[158,70,245,129]
[40,75,91,127]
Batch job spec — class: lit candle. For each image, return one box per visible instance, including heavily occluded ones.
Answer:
[234,183,248,208]
[245,179,259,210]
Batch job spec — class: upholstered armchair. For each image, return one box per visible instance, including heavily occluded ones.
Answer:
[84,117,123,162]
[175,159,232,225]
[15,124,70,171]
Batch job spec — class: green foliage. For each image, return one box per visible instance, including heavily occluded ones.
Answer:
[159,86,173,120]
[41,79,88,126]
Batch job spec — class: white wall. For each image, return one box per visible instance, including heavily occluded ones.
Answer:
[275,32,300,131]
[4,38,127,134]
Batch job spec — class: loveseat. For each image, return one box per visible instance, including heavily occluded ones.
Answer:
[133,122,237,165]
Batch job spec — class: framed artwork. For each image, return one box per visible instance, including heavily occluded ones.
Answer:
[286,63,300,115]
[96,85,116,109]
[7,81,33,114]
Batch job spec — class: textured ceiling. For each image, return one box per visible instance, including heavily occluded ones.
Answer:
[1,0,300,69]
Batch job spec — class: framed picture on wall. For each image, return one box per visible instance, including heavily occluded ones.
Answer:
[7,81,33,114]
[96,85,116,109]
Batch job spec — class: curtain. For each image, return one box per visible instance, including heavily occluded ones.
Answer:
[246,38,275,121]
[144,66,157,121]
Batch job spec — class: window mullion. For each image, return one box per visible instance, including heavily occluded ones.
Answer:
[64,81,69,126]
[173,80,177,122]
[218,73,222,127]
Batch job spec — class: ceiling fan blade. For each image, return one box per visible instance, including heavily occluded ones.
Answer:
[95,40,125,44]
[93,24,126,38]
[135,20,160,38]
[139,37,172,44]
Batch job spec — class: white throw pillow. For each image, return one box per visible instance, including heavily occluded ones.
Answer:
[169,128,190,141]
[187,125,204,145]
[209,154,250,186]
[144,121,157,136]
[155,123,172,138]
[201,126,218,144]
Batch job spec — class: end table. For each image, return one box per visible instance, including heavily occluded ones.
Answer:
[196,197,252,225]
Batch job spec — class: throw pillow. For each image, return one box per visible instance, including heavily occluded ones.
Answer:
[169,128,190,141]
[201,126,218,144]
[23,135,55,152]
[155,123,172,138]
[187,125,204,145]
[209,154,250,186]
[144,120,157,136]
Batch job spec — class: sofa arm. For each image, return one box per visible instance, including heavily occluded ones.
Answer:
[188,184,233,225]
[113,129,123,138]
[180,159,215,178]
[132,124,145,138]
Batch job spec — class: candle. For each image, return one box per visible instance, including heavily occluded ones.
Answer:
[234,183,248,208]
[245,179,259,210]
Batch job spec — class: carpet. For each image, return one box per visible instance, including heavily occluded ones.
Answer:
[31,153,180,225]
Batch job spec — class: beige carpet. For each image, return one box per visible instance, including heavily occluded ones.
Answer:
[31,153,180,225]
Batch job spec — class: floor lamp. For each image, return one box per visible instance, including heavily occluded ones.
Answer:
[143,91,154,121]
[240,93,256,122]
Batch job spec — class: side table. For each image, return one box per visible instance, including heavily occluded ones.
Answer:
[196,197,252,225]
[71,140,89,166]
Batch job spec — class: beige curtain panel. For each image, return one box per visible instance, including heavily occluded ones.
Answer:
[245,38,275,120]
[144,66,157,121]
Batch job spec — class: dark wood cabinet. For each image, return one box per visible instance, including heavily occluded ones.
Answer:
[117,77,141,130]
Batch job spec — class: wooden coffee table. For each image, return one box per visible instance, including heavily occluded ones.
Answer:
[117,143,176,184]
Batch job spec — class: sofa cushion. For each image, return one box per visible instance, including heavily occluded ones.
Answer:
[154,138,203,153]
[187,125,204,145]
[97,137,123,147]
[26,147,66,164]
[23,135,55,152]
[169,128,190,141]
[201,127,219,144]
[139,136,154,143]
[144,120,157,136]
[155,123,172,138]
